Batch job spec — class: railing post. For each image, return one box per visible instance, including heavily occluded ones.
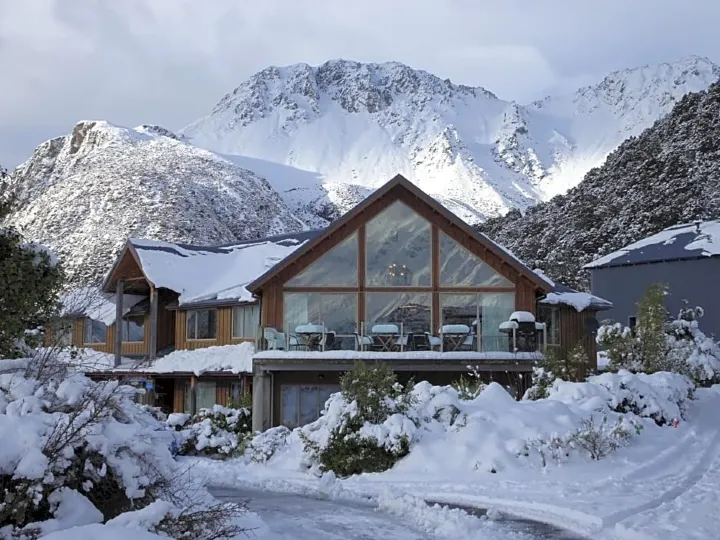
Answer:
[114,279,124,368]
[400,322,404,352]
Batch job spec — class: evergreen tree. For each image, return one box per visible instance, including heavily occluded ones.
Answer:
[635,283,670,372]
[0,166,65,358]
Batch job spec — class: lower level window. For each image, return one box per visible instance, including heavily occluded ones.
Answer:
[187,309,217,340]
[281,385,340,429]
[196,380,217,410]
[83,318,107,344]
[52,319,73,347]
[121,315,145,342]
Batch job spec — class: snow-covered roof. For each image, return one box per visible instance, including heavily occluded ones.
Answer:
[584,220,720,269]
[60,287,146,325]
[125,230,320,306]
[533,270,612,311]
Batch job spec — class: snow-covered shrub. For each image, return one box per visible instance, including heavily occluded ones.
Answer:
[300,362,417,477]
[548,369,694,425]
[569,415,642,460]
[172,405,251,458]
[0,355,249,539]
[452,365,488,400]
[666,305,720,385]
[245,426,291,464]
[523,414,642,465]
[524,344,590,400]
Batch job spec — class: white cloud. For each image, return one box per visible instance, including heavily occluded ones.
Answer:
[0,0,718,166]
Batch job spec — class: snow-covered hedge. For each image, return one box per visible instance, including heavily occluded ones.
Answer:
[245,368,693,477]
[0,361,250,539]
[170,405,251,458]
[547,369,694,425]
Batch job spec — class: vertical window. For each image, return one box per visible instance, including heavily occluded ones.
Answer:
[439,232,513,287]
[537,306,560,345]
[121,315,145,342]
[52,319,73,347]
[196,380,217,410]
[83,318,107,344]
[186,309,218,340]
[285,233,358,286]
[232,305,259,339]
[365,200,431,286]
[440,292,515,350]
[365,292,432,333]
[283,293,357,335]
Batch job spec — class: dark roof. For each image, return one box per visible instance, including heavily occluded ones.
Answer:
[585,220,720,270]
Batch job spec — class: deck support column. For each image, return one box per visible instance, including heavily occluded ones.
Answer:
[189,375,197,415]
[149,286,158,361]
[252,366,272,432]
[114,280,124,367]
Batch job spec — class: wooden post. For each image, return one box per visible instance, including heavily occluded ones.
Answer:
[189,375,197,415]
[149,286,158,361]
[114,279,124,367]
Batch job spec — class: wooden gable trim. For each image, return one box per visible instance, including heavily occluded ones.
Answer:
[248,174,550,294]
[102,242,154,294]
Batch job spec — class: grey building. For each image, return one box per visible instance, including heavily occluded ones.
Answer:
[584,220,720,338]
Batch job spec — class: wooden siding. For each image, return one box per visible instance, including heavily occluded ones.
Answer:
[557,306,598,370]
[175,306,255,351]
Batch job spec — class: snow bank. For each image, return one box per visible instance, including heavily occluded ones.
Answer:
[60,287,145,325]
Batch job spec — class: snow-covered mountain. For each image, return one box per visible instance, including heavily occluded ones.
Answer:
[5,121,304,284]
[182,56,720,221]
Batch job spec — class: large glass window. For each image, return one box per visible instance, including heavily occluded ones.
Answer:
[286,233,358,287]
[83,318,107,344]
[439,232,513,287]
[365,201,431,286]
[537,306,560,345]
[284,293,357,335]
[440,292,514,350]
[232,304,259,339]
[366,292,432,333]
[121,315,145,343]
[187,309,217,340]
[281,385,340,429]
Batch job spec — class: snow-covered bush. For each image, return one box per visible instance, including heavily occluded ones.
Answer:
[245,426,291,464]
[524,344,591,400]
[666,305,720,385]
[0,355,249,539]
[523,414,642,465]
[548,369,694,425]
[171,405,251,458]
[300,362,417,477]
[452,365,487,400]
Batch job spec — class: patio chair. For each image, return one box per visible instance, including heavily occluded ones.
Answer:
[262,327,286,350]
[321,331,336,351]
[408,332,431,351]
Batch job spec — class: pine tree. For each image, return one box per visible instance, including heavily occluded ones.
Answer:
[635,283,670,372]
[0,166,65,358]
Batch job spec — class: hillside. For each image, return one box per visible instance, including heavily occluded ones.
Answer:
[182,56,720,224]
[478,81,720,290]
[3,121,305,284]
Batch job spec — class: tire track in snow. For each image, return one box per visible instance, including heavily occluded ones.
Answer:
[601,427,720,528]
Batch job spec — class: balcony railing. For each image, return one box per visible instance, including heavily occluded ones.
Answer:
[256,322,546,354]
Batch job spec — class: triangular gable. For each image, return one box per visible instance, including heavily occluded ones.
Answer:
[101,242,154,294]
[247,174,551,293]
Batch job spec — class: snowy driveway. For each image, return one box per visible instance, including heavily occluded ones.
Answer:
[210,487,430,539]
[210,487,587,539]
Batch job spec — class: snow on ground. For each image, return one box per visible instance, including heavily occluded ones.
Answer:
[183,380,720,540]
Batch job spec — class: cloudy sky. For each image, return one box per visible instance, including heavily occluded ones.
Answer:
[1,0,719,167]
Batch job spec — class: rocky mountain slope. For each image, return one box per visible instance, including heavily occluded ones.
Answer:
[182,56,720,223]
[4,121,304,284]
[478,81,720,290]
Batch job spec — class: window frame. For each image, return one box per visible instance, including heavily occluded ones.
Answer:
[232,304,260,339]
[83,318,107,345]
[280,384,341,429]
[186,308,218,341]
[121,314,146,343]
